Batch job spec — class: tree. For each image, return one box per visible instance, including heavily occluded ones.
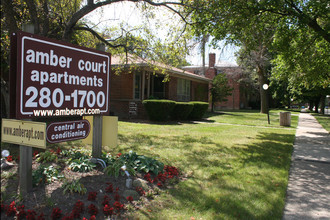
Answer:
[272,19,329,114]
[0,0,191,117]
[188,0,278,113]
[210,73,233,112]
[187,0,329,113]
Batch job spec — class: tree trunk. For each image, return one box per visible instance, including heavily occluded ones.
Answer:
[257,66,268,114]
[314,96,320,113]
[320,95,325,115]
[309,100,314,111]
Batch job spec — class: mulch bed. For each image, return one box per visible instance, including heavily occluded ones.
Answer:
[1,157,180,219]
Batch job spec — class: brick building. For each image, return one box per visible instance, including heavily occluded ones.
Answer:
[109,54,210,118]
[183,53,250,110]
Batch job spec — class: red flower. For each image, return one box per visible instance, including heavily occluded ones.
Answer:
[157,182,163,187]
[87,192,97,201]
[87,204,98,216]
[26,209,37,220]
[116,152,122,157]
[6,201,17,217]
[105,183,113,193]
[72,200,84,218]
[51,207,62,220]
[62,214,74,220]
[33,151,39,158]
[16,205,26,220]
[126,196,134,202]
[37,212,45,220]
[136,187,145,196]
[113,201,124,211]
[114,194,120,201]
[89,215,96,220]
[6,155,13,162]
[102,195,110,206]
[103,204,114,216]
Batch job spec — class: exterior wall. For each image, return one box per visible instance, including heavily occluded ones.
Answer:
[191,81,209,102]
[109,71,134,118]
[109,69,209,119]
[109,71,134,100]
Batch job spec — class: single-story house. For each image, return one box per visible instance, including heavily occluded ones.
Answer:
[109,54,210,118]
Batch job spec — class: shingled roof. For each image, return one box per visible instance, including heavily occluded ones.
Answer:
[111,54,211,83]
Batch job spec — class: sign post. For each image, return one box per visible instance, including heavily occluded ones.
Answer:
[92,43,106,158]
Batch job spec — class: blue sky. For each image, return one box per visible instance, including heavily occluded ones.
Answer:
[85,1,238,65]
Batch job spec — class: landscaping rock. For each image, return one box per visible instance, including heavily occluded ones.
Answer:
[123,190,140,201]
[133,178,149,190]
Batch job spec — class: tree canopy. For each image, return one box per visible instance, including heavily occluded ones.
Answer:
[188,0,329,113]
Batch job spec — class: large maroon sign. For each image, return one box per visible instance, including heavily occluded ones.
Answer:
[46,120,90,143]
[13,31,110,119]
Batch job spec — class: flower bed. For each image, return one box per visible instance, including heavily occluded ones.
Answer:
[0,147,181,219]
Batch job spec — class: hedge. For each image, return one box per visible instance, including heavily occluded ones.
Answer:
[170,102,194,120]
[142,100,176,121]
[188,101,209,120]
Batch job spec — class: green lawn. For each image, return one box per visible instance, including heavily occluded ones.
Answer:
[106,110,297,219]
[205,110,299,128]
[312,113,330,132]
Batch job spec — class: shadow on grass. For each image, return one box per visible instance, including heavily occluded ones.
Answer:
[121,131,295,219]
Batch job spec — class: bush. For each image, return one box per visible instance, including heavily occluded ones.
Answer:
[170,102,194,120]
[188,102,209,120]
[142,100,176,121]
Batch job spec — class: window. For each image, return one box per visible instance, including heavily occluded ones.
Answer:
[177,78,191,101]
[134,72,141,100]
[151,75,165,99]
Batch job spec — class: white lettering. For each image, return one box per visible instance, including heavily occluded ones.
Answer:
[78,60,84,71]
[31,70,39,82]
[25,49,72,68]
[40,71,49,85]
[50,50,58,66]
[26,49,35,63]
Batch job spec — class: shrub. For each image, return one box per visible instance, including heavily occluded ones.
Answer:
[62,179,87,195]
[188,101,209,120]
[68,158,96,173]
[170,102,194,120]
[104,151,164,177]
[142,100,176,121]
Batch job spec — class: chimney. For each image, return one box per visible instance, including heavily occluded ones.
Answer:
[205,53,217,79]
[209,53,216,68]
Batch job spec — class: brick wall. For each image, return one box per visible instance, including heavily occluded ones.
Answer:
[191,81,209,102]
[109,71,133,100]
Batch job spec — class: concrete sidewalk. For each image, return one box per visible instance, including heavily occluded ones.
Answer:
[282,113,330,220]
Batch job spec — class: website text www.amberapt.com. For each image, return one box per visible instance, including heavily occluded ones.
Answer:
[33,108,100,117]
